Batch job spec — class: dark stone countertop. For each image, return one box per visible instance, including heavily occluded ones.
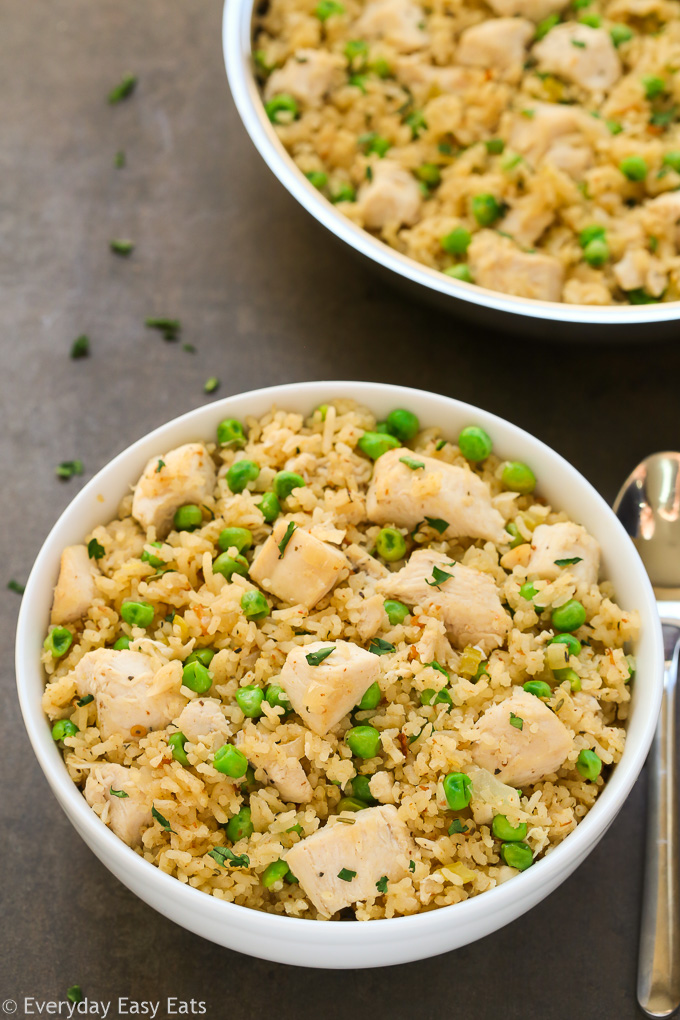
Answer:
[3,1,679,1016]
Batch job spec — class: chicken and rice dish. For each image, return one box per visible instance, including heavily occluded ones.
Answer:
[42,400,638,920]
[253,0,680,305]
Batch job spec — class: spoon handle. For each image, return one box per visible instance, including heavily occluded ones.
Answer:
[637,627,680,1019]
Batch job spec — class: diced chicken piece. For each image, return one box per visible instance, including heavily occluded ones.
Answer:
[249,520,348,610]
[533,24,621,93]
[366,447,506,544]
[357,160,423,230]
[355,0,429,52]
[368,770,396,803]
[613,248,667,297]
[377,549,511,653]
[131,443,216,538]
[173,698,230,748]
[345,543,389,579]
[50,544,100,625]
[353,592,386,641]
[73,648,186,740]
[499,193,555,246]
[395,57,483,96]
[487,0,569,21]
[510,102,602,170]
[527,521,600,586]
[467,764,521,826]
[643,192,680,247]
[84,763,153,847]
[279,640,381,736]
[457,18,533,84]
[468,231,564,302]
[470,688,573,786]
[285,804,415,915]
[264,50,345,107]
[236,725,312,803]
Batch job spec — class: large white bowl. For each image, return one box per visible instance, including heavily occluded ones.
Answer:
[16,381,663,968]
[223,1,680,339]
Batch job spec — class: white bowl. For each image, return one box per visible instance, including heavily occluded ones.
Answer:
[16,381,663,968]
[222,1,680,339]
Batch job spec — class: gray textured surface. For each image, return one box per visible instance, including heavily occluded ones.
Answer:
[3,0,680,1016]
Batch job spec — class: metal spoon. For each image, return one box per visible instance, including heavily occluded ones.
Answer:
[614,452,680,1018]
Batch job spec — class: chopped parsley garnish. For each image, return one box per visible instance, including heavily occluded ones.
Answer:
[151,805,175,832]
[76,694,94,706]
[165,610,176,623]
[109,788,129,798]
[156,459,165,473]
[376,875,388,893]
[145,317,181,341]
[278,521,297,557]
[67,987,83,1005]
[509,712,524,730]
[8,579,25,594]
[56,460,84,480]
[114,150,126,168]
[409,861,416,873]
[336,817,356,825]
[70,334,90,359]
[368,637,396,655]
[110,239,134,256]
[306,645,335,666]
[425,564,454,588]
[424,516,449,534]
[87,538,105,560]
[204,377,220,394]
[435,439,447,450]
[337,868,357,882]
[650,106,678,128]
[208,847,250,868]
[399,456,425,470]
[571,39,586,47]
[553,698,565,712]
[448,818,468,834]
[108,73,137,104]
[554,556,583,566]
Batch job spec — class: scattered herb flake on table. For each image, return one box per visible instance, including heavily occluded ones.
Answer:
[145,317,181,341]
[67,986,83,1005]
[204,376,220,394]
[56,460,84,480]
[278,521,297,557]
[87,538,105,560]
[70,334,90,359]
[306,645,334,666]
[108,73,137,104]
[109,238,135,256]
[114,150,126,168]
[8,579,25,594]
[183,343,196,353]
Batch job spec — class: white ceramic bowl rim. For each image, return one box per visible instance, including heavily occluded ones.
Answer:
[223,0,680,326]
[16,381,663,950]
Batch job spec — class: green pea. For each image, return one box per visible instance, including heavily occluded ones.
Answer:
[226,805,253,841]
[443,771,472,811]
[485,138,505,155]
[52,718,78,741]
[642,74,665,100]
[444,264,473,283]
[441,226,471,255]
[472,661,490,683]
[519,581,538,601]
[141,541,164,568]
[44,627,73,658]
[610,23,633,46]
[534,12,559,40]
[500,841,534,870]
[240,765,258,793]
[330,182,356,204]
[337,796,368,812]
[371,56,391,78]
[577,748,602,780]
[492,815,528,841]
[523,680,552,699]
[579,12,600,25]
[349,774,377,803]
[236,685,265,718]
[420,688,452,707]
[356,681,381,711]
[214,743,248,778]
[662,151,680,172]
[213,552,249,581]
[458,425,492,462]
[112,636,131,650]
[501,461,536,494]
[173,504,203,531]
[357,431,400,460]
[346,724,382,759]
[384,599,409,625]
[619,155,647,181]
[184,647,216,667]
[305,170,328,190]
[375,527,407,561]
[471,193,503,226]
[265,684,292,712]
[505,522,524,549]
[120,600,155,628]
[285,869,300,884]
[583,238,609,267]
[578,224,605,248]
[386,408,420,442]
[182,660,212,694]
[415,163,441,187]
[551,599,586,632]
[262,860,291,888]
[272,470,306,501]
[264,93,299,124]
[549,633,581,656]
[168,731,190,766]
[226,460,260,493]
[241,590,269,620]
[218,527,252,553]
[257,491,281,523]
[554,667,582,691]
[359,132,391,157]
[217,418,246,447]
